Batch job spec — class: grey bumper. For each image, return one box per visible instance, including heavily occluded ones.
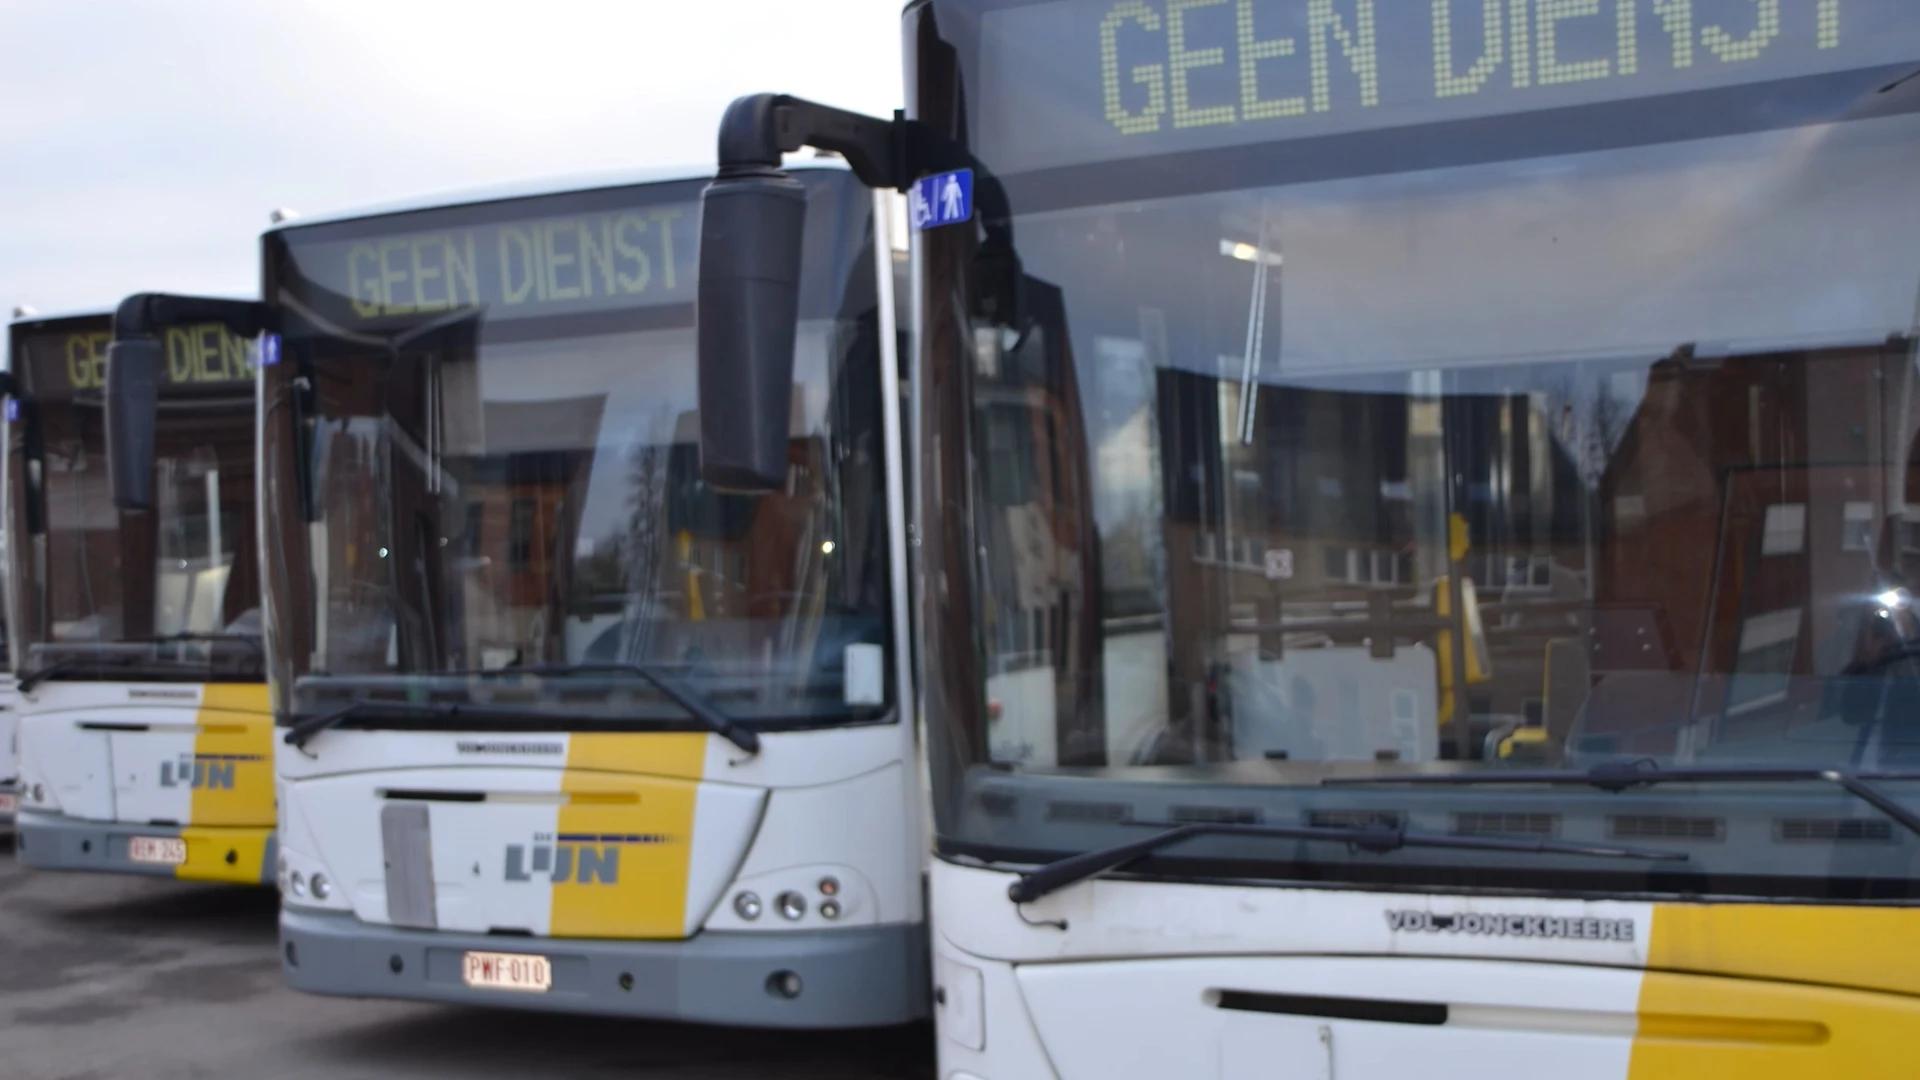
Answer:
[15,811,275,883]
[280,908,930,1028]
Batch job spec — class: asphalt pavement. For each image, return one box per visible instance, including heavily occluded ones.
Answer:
[0,833,935,1080]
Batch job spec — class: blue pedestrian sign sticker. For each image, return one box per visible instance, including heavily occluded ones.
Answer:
[260,333,282,367]
[909,169,973,232]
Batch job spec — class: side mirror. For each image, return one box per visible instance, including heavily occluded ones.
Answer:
[697,168,808,493]
[105,337,163,511]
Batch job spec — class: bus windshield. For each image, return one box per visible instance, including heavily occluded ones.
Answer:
[6,314,262,682]
[916,0,1920,899]
[260,170,895,730]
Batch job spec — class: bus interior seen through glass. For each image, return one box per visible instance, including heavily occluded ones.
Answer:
[933,66,1920,777]
[260,174,895,720]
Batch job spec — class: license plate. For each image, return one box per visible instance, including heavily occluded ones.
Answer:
[462,950,552,993]
[0,793,16,813]
[128,836,187,865]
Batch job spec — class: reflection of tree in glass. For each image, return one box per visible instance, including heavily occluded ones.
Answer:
[615,411,673,665]
[1543,371,1635,491]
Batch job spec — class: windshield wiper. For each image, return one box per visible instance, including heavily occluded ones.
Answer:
[283,699,462,751]
[19,635,265,693]
[1324,761,1920,843]
[18,657,96,693]
[1006,819,1688,905]
[136,632,263,651]
[484,662,759,756]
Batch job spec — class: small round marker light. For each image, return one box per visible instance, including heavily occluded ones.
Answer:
[820,900,842,921]
[776,891,807,921]
[818,876,840,897]
[310,874,332,901]
[289,871,307,898]
[733,892,763,921]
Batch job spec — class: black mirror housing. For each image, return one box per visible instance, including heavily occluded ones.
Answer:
[105,338,163,511]
[697,169,809,493]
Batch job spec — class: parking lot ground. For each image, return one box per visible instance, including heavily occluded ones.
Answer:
[0,834,935,1080]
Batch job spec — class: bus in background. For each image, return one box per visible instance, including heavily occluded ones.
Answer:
[256,165,923,1026]
[0,500,17,825]
[7,306,272,884]
[698,2,1920,1074]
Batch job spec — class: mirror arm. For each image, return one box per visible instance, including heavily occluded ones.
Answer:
[718,93,912,190]
[113,294,274,341]
[718,93,1022,322]
[718,94,1014,228]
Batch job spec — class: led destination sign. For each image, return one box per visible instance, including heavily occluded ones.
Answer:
[12,322,255,402]
[975,0,1920,174]
[283,202,698,325]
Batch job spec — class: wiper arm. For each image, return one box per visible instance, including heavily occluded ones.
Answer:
[138,632,264,651]
[18,657,91,693]
[1006,820,1687,905]
[283,699,453,751]
[487,662,759,756]
[1325,761,1920,843]
[1843,643,1920,676]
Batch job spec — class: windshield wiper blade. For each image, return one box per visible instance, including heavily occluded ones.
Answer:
[1005,820,1688,905]
[18,657,95,693]
[283,699,455,750]
[485,662,759,756]
[1325,762,1920,843]
[137,632,263,651]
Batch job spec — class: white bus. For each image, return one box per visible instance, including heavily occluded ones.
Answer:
[697,2,1920,1074]
[258,164,925,1026]
[7,305,273,884]
[0,512,17,824]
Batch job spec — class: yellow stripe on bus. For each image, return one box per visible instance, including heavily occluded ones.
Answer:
[1628,903,1920,1078]
[1646,903,1920,999]
[176,825,273,885]
[186,683,275,831]
[549,733,708,939]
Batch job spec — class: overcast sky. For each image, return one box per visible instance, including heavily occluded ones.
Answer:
[0,0,902,319]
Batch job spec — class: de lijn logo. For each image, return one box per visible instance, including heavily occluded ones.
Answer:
[503,832,670,885]
[159,752,260,790]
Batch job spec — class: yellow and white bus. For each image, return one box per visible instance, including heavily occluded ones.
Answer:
[696,1,1920,1074]
[7,305,273,884]
[252,165,926,1026]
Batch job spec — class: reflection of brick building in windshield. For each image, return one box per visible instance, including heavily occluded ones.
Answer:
[316,360,838,675]
[975,329,1920,772]
[1590,341,1920,764]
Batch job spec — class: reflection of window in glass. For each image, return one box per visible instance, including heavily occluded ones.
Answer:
[1761,503,1807,556]
[508,497,535,569]
[1324,547,1407,586]
[1728,607,1803,714]
[984,407,1034,506]
[463,501,484,556]
[153,448,234,636]
[1842,501,1875,552]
